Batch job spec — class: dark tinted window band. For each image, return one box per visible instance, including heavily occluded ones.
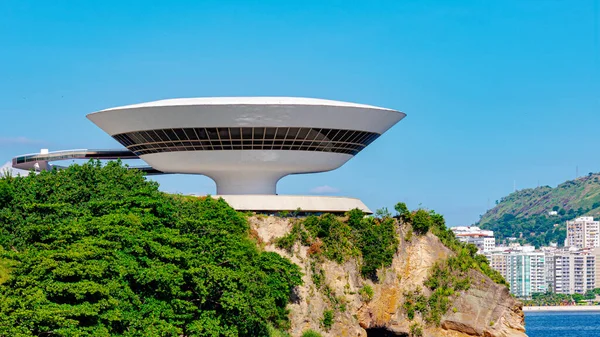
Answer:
[113,127,380,156]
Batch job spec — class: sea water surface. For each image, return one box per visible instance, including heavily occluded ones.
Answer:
[525,311,600,337]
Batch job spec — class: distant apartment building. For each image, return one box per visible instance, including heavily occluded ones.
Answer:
[553,248,598,294]
[541,246,557,291]
[451,226,495,253]
[487,217,600,297]
[596,251,600,289]
[566,216,600,249]
[488,253,508,278]
[505,252,547,298]
[487,247,546,298]
[545,254,556,291]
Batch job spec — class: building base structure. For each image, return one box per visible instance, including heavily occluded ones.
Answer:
[214,195,372,214]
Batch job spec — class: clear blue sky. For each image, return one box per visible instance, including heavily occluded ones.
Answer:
[1,1,599,226]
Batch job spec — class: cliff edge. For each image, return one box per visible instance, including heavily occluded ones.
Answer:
[250,215,526,337]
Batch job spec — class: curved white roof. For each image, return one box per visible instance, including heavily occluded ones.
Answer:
[93,97,398,114]
[88,96,405,142]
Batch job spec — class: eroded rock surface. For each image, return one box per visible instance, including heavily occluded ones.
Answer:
[249,216,527,337]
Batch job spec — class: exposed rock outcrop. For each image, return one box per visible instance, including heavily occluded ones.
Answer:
[249,216,527,337]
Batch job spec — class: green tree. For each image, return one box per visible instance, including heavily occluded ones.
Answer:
[572,293,584,302]
[347,208,365,228]
[585,291,596,300]
[0,161,302,336]
[394,202,410,221]
[374,207,391,219]
[412,209,432,235]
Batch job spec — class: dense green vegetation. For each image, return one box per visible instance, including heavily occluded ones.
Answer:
[276,209,398,281]
[0,255,9,284]
[0,161,302,337]
[481,210,574,248]
[522,289,600,306]
[411,209,433,235]
[477,173,600,247]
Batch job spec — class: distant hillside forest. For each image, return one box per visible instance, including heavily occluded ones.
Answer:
[477,173,600,247]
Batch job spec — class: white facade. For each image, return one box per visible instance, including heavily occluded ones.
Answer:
[487,247,547,298]
[87,97,405,195]
[566,216,600,249]
[451,226,495,252]
[489,242,600,296]
[553,249,597,294]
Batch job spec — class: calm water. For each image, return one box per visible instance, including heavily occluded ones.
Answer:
[525,311,600,337]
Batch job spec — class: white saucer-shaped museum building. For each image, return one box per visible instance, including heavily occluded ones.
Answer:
[88,97,404,194]
[12,97,405,214]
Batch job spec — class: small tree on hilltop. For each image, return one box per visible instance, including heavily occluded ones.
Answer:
[395,202,411,221]
[375,207,392,220]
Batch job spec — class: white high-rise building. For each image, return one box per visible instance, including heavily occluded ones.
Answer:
[541,246,559,292]
[566,216,600,249]
[506,252,547,298]
[553,248,598,294]
[489,250,546,298]
[489,244,600,296]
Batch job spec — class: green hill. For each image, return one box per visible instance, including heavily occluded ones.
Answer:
[477,173,600,247]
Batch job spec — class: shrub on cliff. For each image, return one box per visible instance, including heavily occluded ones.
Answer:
[412,209,432,235]
[394,202,410,221]
[401,206,508,288]
[353,215,398,280]
[276,209,398,281]
[0,161,302,336]
[301,330,323,337]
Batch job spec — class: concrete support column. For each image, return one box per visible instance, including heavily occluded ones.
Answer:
[207,171,286,195]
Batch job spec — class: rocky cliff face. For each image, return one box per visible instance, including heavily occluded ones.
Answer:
[250,216,526,337]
